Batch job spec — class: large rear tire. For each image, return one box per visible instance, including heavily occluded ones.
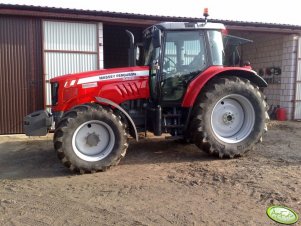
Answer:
[191,76,269,158]
[54,104,128,173]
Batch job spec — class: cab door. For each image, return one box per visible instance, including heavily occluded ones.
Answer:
[160,31,207,103]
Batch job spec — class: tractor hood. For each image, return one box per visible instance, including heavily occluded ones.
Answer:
[50,66,150,84]
[50,66,151,112]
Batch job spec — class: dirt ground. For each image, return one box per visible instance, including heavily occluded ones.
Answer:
[0,121,300,226]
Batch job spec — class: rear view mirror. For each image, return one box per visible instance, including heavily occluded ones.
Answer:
[152,29,161,48]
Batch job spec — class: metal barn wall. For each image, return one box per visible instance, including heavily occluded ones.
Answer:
[0,16,43,134]
[43,21,99,108]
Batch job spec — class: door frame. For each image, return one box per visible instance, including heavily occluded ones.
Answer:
[294,36,301,119]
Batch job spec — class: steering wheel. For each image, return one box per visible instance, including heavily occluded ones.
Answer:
[163,56,177,73]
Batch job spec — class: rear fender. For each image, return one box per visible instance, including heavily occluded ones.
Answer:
[182,66,267,108]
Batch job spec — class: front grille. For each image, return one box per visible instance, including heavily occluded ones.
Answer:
[51,82,59,106]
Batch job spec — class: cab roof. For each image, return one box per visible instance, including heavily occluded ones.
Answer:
[154,22,226,31]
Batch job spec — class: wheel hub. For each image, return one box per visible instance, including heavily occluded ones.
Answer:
[223,112,235,124]
[86,132,100,147]
[211,94,255,144]
[72,120,115,162]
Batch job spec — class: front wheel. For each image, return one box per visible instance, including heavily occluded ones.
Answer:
[54,104,128,173]
[191,76,269,158]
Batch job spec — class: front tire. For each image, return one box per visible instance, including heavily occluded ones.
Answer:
[54,104,128,173]
[191,76,268,158]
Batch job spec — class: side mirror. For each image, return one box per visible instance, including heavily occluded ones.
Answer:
[152,29,161,48]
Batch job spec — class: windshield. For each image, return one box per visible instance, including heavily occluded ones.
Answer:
[207,30,224,65]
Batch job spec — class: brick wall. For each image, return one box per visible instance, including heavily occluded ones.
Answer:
[280,35,298,119]
[230,31,298,119]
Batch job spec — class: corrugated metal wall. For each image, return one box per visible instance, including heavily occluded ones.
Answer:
[0,16,43,134]
[165,40,201,65]
[43,21,99,108]
[44,21,97,52]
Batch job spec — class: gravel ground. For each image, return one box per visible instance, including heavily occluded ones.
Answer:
[0,121,300,225]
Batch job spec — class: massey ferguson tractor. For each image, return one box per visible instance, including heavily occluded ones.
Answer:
[24,15,269,173]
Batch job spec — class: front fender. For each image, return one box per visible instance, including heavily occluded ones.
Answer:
[95,97,138,141]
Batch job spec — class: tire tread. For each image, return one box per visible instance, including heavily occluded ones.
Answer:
[53,103,128,173]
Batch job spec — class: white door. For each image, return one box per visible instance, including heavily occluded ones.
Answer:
[295,37,301,119]
[43,21,99,109]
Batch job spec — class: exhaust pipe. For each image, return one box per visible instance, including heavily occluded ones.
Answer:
[126,30,136,67]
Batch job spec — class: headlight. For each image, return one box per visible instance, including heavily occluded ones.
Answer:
[51,82,59,106]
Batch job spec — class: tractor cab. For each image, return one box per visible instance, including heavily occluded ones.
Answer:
[140,22,226,104]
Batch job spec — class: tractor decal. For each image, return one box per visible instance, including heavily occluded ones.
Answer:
[77,70,149,84]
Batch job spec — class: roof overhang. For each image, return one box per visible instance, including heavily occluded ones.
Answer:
[0,4,301,34]
[226,25,301,34]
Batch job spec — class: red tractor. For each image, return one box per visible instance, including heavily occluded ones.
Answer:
[24,20,268,173]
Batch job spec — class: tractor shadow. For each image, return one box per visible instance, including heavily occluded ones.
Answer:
[121,137,215,166]
[0,137,214,180]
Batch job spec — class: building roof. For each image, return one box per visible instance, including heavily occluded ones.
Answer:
[1,3,301,33]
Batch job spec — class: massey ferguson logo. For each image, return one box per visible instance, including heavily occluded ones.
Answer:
[77,70,148,85]
[99,72,137,80]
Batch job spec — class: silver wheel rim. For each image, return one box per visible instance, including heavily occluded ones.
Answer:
[211,94,255,144]
[72,120,115,162]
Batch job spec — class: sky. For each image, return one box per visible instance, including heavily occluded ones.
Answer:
[1,0,301,26]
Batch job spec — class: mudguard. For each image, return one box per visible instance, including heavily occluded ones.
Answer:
[95,97,139,141]
[182,66,267,108]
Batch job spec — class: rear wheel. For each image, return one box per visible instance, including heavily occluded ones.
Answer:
[191,76,268,158]
[54,104,128,173]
